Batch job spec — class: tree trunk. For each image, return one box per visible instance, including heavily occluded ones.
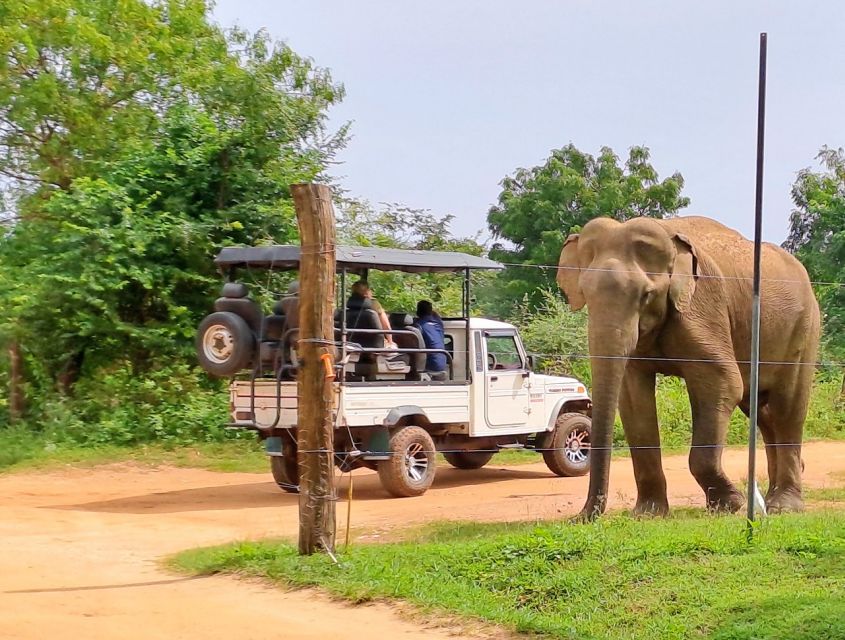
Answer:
[57,349,85,395]
[8,341,24,422]
[840,369,845,404]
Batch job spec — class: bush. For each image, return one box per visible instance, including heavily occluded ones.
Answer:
[515,290,591,384]
[17,363,232,448]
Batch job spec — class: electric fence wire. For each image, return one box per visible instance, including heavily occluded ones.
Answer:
[239,255,836,471]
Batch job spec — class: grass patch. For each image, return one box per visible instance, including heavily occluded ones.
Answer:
[0,427,268,474]
[806,486,845,502]
[172,512,845,640]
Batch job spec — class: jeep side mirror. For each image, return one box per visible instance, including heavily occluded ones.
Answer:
[526,354,537,371]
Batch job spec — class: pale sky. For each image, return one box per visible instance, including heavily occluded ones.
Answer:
[213,0,844,246]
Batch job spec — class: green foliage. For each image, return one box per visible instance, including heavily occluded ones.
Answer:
[0,428,267,472]
[173,511,845,640]
[487,144,689,312]
[514,289,590,383]
[785,147,845,358]
[0,0,343,192]
[19,362,228,444]
[0,0,345,434]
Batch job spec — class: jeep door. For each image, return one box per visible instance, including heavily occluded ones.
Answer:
[483,331,531,427]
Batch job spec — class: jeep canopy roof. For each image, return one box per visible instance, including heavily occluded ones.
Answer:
[214,244,503,274]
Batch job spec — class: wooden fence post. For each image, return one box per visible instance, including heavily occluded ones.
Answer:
[292,183,337,555]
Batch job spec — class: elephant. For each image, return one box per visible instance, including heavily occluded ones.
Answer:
[557,216,820,519]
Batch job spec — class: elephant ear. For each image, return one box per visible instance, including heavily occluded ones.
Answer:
[669,233,699,313]
[557,234,585,310]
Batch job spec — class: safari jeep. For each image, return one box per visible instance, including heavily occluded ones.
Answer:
[197,244,592,497]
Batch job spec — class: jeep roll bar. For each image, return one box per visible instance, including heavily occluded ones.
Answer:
[214,244,502,390]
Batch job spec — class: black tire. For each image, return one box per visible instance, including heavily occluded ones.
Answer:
[377,426,437,497]
[542,413,591,477]
[196,311,255,377]
[443,450,495,470]
[270,438,299,493]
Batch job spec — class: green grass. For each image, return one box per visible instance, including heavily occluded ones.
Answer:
[0,426,268,474]
[172,511,845,640]
[806,486,845,502]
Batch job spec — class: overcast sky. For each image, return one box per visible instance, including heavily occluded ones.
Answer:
[213,0,844,246]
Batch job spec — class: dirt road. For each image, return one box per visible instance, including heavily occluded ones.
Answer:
[2,442,845,640]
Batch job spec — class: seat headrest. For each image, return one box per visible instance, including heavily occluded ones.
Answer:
[221,282,249,298]
[272,299,286,315]
[389,312,413,328]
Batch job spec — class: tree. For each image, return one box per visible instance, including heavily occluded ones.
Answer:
[0,0,344,199]
[0,0,345,402]
[487,144,689,311]
[784,146,845,362]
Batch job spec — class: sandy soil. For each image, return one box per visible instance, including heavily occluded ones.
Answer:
[2,441,845,639]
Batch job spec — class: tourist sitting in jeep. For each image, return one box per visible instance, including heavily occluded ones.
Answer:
[346,280,396,348]
[415,300,447,381]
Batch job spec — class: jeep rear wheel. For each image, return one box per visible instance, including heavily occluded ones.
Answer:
[443,450,495,470]
[542,413,591,477]
[377,426,437,497]
[270,438,299,493]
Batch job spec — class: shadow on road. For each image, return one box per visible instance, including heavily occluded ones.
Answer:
[6,576,206,594]
[48,466,559,514]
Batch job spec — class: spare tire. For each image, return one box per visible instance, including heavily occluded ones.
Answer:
[196,311,255,377]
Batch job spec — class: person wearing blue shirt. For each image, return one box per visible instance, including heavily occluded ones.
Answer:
[415,300,447,380]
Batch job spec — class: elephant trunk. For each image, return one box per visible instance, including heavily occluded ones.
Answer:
[578,318,637,520]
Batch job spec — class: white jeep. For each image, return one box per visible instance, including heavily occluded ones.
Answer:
[198,244,592,497]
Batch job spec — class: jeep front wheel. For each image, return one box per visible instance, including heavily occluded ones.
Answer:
[443,450,495,470]
[378,426,437,497]
[542,413,591,477]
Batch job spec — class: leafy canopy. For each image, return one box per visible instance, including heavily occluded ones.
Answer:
[0,0,345,403]
[487,144,689,310]
[784,146,845,359]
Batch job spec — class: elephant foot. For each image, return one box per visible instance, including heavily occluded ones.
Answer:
[765,488,804,514]
[633,497,669,517]
[705,487,744,513]
[570,496,607,523]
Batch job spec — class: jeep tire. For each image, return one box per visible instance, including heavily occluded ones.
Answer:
[197,311,255,377]
[542,413,591,477]
[378,426,437,497]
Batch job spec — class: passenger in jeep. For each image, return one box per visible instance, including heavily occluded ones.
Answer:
[347,280,397,348]
[415,300,447,381]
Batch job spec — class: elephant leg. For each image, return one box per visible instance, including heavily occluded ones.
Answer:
[740,399,779,500]
[757,404,779,501]
[685,365,745,512]
[619,367,668,516]
[763,367,811,513]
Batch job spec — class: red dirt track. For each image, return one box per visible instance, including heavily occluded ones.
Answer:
[2,442,845,639]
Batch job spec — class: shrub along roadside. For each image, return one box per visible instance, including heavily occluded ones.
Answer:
[0,363,251,470]
[171,512,845,640]
[0,430,267,474]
